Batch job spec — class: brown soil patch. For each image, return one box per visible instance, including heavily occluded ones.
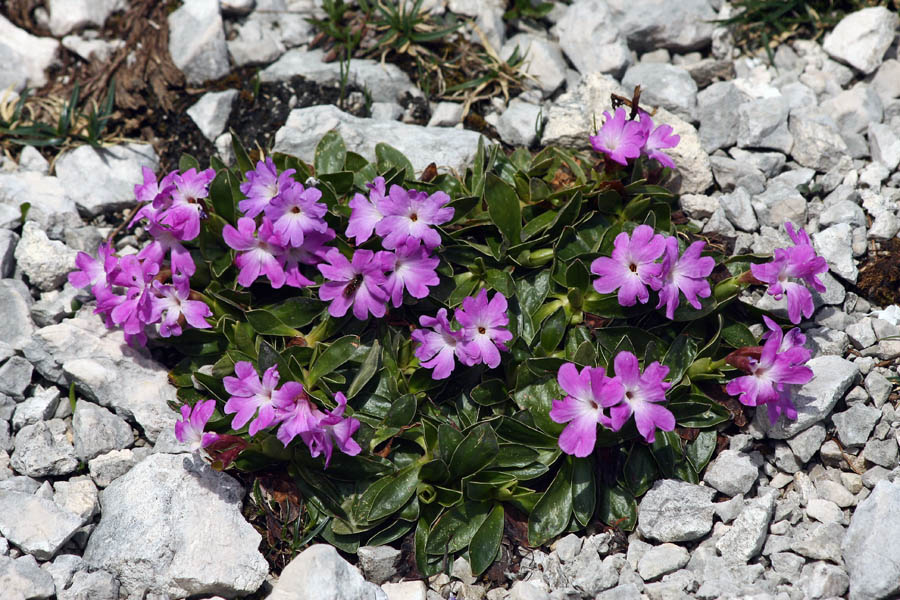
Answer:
[857,237,900,307]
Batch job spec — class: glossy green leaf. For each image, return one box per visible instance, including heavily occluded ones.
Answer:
[314,130,347,175]
[376,143,414,180]
[571,457,596,527]
[308,336,361,387]
[384,394,417,427]
[485,173,522,244]
[469,504,504,575]
[449,423,500,479]
[662,335,699,385]
[426,501,492,555]
[470,379,508,406]
[528,461,573,546]
[347,341,381,399]
[686,429,718,473]
[540,306,568,353]
[624,444,658,497]
[598,483,637,530]
[721,320,757,348]
[369,463,423,521]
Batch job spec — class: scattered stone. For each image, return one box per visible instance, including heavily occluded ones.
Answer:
[606,0,717,52]
[680,193,718,218]
[710,156,766,194]
[167,0,230,85]
[227,18,285,67]
[817,479,856,508]
[787,423,826,464]
[0,554,56,599]
[14,222,78,292]
[71,400,133,463]
[22,310,179,443]
[12,386,60,431]
[868,122,900,171]
[751,183,807,229]
[622,63,697,122]
[274,105,482,176]
[821,83,884,134]
[637,543,690,581]
[427,102,464,128]
[84,453,268,598]
[813,223,858,282]
[0,491,83,560]
[843,480,900,599]
[756,356,858,439]
[822,6,899,74]
[863,438,899,469]
[508,580,550,600]
[186,90,238,143]
[719,190,759,235]
[819,200,866,228]
[555,0,631,77]
[552,534,583,563]
[698,81,748,152]
[736,97,793,153]
[382,580,426,600]
[716,490,777,563]
[53,476,100,524]
[58,569,120,600]
[789,115,850,172]
[262,48,416,103]
[47,0,121,36]
[88,449,137,488]
[0,15,59,92]
[496,99,542,147]
[358,545,401,585]
[0,356,32,400]
[501,34,567,97]
[833,404,882,448]
[714,494,745,524]
[806,498,844,524]
[55,143,158,218]
[703,450,758,497]
[10,420,78,478]
[791,521,845,563]
[637,479,716,542]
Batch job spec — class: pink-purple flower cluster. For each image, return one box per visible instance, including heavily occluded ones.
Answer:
[223,361,361,466]
[68,166,214,346]
[223,158,335,289]
[412,289,513,379]
[590,225,715,319]
[590,108,681,168]
[751,223,829,324]
[317,177,448,319]
[726,316,813,423]
[550,351,674,455]
[174,399,220,451]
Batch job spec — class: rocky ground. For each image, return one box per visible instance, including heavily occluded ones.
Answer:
[3,1,900,599]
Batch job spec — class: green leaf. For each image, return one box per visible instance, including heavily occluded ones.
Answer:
[686,429,718,473]
[347,341,381,399]
[437,424,465,462]
[369,463,423,520]
[485,173,522,244]
[231,134,253,175]
[426,501,492,555]
[469,504,504,576]
[662,335,699,385]
[517,270,551,317]
[598,484,637,530]
[376,143,414,180]
[415,518,442,577]
[209,170,235,223]
[314,130,347,175]
[245,308,302,337]
[179,153,200,172]
[624,444,658,497]
[513,379,564,437]
[448,423,500,479]
[565,259,590,291]
[669,395,731,428]
[384,394,417,428]
[308,336,361,388]
[470,379,508,406]
[650,430,681,478]
[571,457,596,527]
[528,461,573,546]
[540,306,568,353]
[721,320,757,348]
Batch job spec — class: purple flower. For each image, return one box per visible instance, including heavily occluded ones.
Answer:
[149,276,212,337]
[224,362,301,436]
[656,238,715,319]
[223,217,287,288]
[751,223,828,324]
[549,363,625,457]
[375,185,453,250]
[302,393,362,467]
[317,248,390,320]
[109,254,160,335]
[68,242,117,296]
[174,399,220,451]
[383,242,441,308]
[239,157,296,219]
[281,228,335,288]
[589,107,648,166]
[346,177,388,244]
[638,112,680,169]
[137,211,197,277]
[412,308,468,380]
[591,225,666,306]
[606,351,674,444]
[455,289,513,369]
[726,317,812,423]
[266,182,328,247]
[155,168,215,241]
[274,390,361,467]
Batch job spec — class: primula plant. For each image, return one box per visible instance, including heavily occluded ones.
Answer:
[69,102,826,575]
